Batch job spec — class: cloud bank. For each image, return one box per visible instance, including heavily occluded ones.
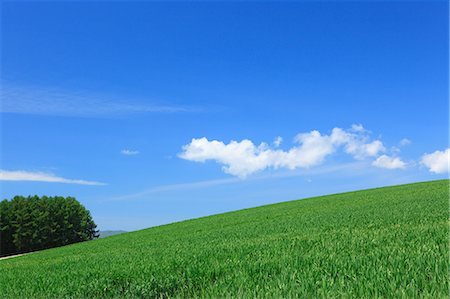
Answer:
[179,125,387,178]
[420,149,449,174]
[0,170,106,185]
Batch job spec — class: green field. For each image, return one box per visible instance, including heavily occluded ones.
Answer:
[1,180,448,298]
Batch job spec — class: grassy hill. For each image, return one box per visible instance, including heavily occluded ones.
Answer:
[1,180,448,298]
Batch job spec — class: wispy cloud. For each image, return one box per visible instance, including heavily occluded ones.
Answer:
[105,177,239,201]
[121,149,140,155]
[1,84,197,117]
[0,170,106,185]
[103,161,367,202]
[399,138,411,146]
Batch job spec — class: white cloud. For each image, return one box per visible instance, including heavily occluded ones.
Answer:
[399,138,411,146]
[0,170,106,185]
[345,140,385,159]
[350,123,365,132]
[420,149,450,174]
[121,149,140,155]
[273,136,283,147]
[179,125,386,178]
[372,155,406,169]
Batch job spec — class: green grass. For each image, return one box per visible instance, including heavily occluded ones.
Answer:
[1,180,448,298]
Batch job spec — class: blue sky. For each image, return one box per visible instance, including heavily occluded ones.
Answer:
[1,1,448,231]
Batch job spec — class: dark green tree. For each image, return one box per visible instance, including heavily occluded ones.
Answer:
[0,196,98,257]
[0,199,15,255]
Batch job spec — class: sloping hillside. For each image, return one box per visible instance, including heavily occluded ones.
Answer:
[1,180,448,298]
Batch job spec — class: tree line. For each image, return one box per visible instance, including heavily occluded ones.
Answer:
[0,196,98,257]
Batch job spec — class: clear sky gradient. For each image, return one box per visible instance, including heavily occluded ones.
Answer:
[1,1,448,231]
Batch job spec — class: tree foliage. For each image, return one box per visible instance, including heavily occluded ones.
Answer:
[0,196,98,257]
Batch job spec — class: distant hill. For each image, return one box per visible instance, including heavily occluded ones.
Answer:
[98,230,127,238]
[0,180,448,298]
